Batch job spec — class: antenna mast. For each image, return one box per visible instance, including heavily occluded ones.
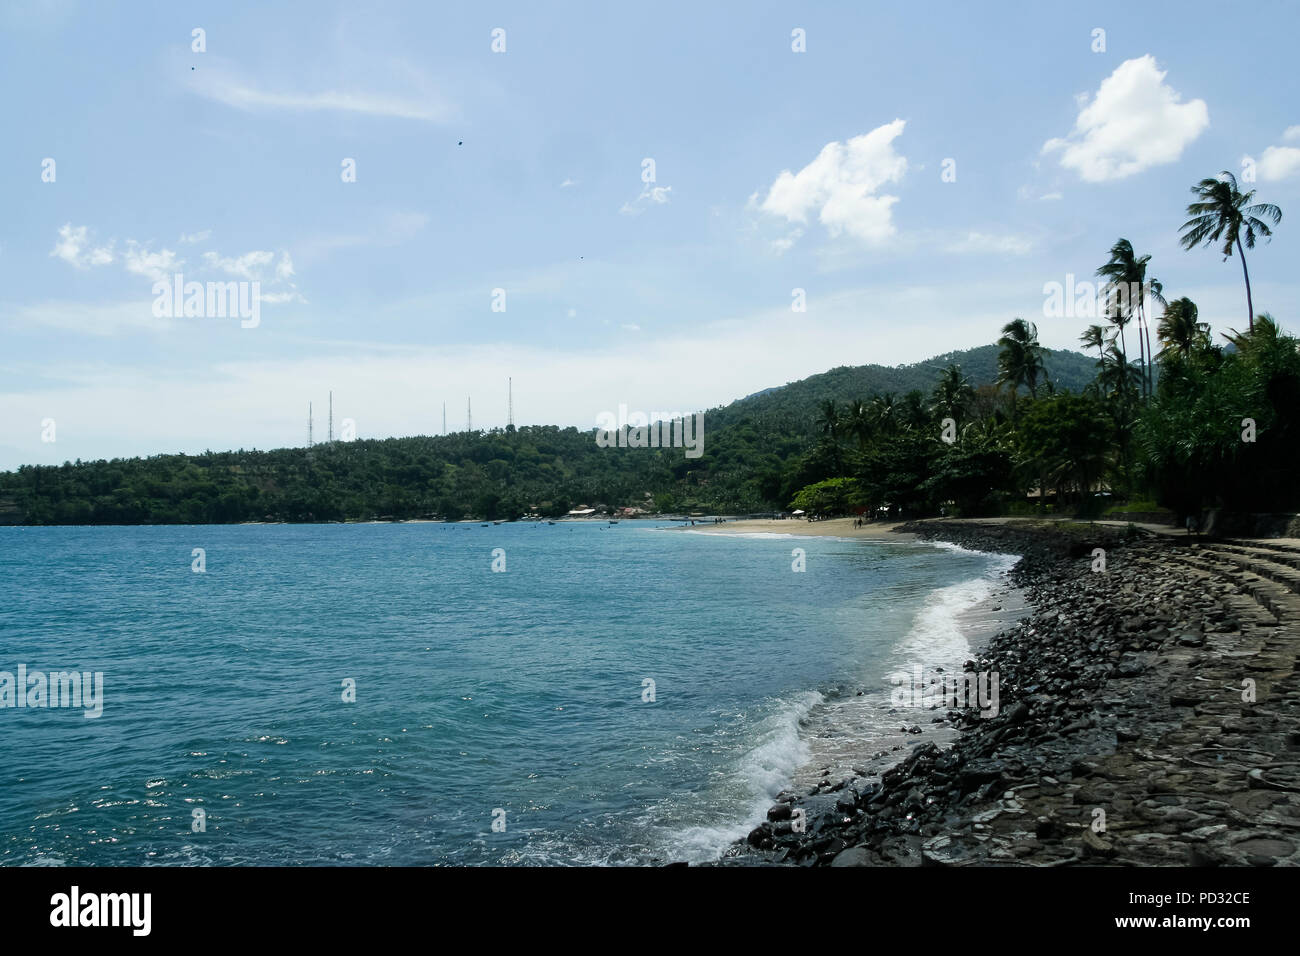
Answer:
[328,391,333,443]
[308,402,313,447]
[508,377,513,428]
[467,396,472,432]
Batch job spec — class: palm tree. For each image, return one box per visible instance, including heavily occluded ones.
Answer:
[1223,312,1282,355]
[1156,297,1208,360]
[997,318,1049,405]
[844,399,873,449]
[1179,171,1282,333]
[815,399,841,441]
[1079,324,1109,363]
[870,393,898,434]
[1096,238,1164,399]
[930,364,975,423]
[1095,344,1143,408]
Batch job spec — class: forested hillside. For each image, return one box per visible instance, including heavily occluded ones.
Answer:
[1,344,1089,523]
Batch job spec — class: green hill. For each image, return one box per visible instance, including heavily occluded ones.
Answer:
[705,344,1099,435]
[0,345,1102,524]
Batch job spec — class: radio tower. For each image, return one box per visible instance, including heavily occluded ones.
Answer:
[308,402,314,447]
[467,396,472,432]
[442,401,447,436]
[328,391,333,443]
[508,377,513,428]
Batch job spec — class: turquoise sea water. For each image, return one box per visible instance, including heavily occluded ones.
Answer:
[0,522,1011,866]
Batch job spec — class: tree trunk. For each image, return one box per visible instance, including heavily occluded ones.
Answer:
[1145,318,1156,396]
[1135,306,1147,401]
[1237,237,1254,333]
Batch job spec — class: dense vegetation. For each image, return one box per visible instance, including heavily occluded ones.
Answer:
[786,170,1296,522]
[1,171,1293,525]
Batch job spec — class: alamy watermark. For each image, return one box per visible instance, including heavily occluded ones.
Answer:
[595,405,704,458]
[889,664,999,718]
[151,273,260,328]
[1042,275,1146,320]
[1,664,104,718]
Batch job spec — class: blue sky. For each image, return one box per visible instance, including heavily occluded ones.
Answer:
[2,0,1298,469]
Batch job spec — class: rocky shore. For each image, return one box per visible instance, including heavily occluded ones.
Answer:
[719,519,1300,867]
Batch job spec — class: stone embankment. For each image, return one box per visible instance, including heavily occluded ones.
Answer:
[725,520,1300,867]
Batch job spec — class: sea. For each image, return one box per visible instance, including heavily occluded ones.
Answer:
[0,521,1017,866]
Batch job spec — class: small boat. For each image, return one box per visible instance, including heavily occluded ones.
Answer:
[480,523,489,527]
[547,521,556,525]
[608,520,618,525]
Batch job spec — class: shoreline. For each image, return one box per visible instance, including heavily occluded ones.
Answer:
[716,518,1300,866]
[670,517,910,540]
[786,571,1028,793]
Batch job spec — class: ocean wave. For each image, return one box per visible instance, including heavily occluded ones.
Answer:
[661,689,823,862]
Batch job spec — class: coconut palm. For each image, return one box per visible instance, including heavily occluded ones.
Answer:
[930,364,975,423]
[843,399,873,449]
[1179,171,1282,333]
[1222,312,1282,355]
[815,399,841,441]
[870,393,898,434]
[1156,297,1209,359]
[1079,324,1110,363]
[996,318,1049,404]
[1096,344,1143,404]
[1096,238,1164,400]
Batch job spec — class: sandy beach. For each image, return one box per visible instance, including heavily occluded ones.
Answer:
[677,517,910,539]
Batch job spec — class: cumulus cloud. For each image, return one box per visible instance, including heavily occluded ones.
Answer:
[202,249,275,279]
[48,225,301,301]
[123,241,182,282]
[1259,146,1300,181]
[50,223,114,268]
[755,119,907,244]
[1042,56,1208,182]
[179,230,211,244]
[1254,128,1300,181]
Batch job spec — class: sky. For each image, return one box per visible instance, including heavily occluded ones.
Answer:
[2,0,1298,470]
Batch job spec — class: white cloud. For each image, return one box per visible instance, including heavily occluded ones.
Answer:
[275,251,295,282]
[1040,192,1064,201]
[619,185,672,215]
[770,229,803,254]
[122,241,182,282]
[560,178,577,188]
[179,230,211,244]
[186,59,453,122]
[50,223,114,268]
[1042,56,1208,182]
[1259,146,1300,181]
[756,119,907,244]
[48,225,303,295]
[1255,130,1300,182]
[202,249,275,279]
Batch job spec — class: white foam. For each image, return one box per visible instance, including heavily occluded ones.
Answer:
[662,689,823,862]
